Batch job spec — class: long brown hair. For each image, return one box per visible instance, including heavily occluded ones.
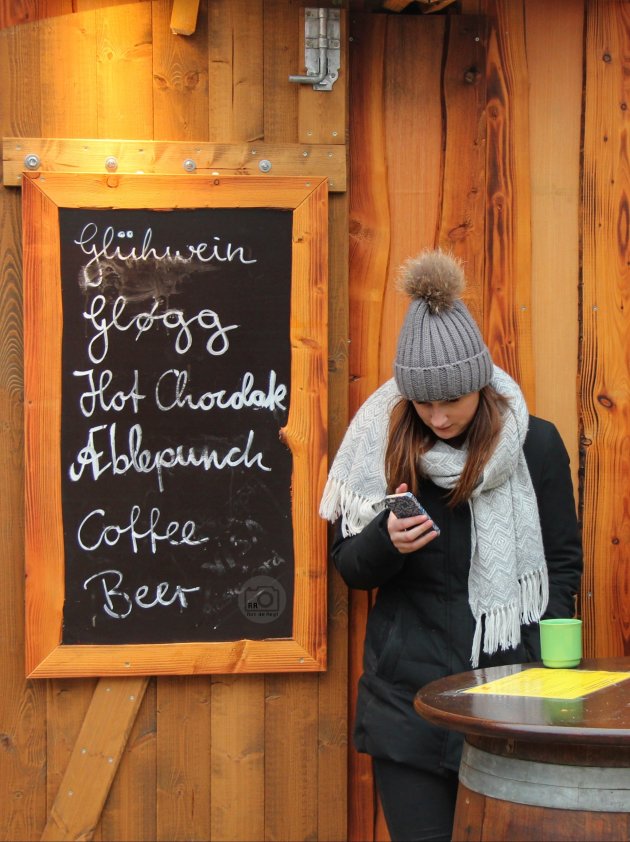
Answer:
[384,386,510,507]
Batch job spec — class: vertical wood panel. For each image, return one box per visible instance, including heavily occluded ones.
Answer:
[0,20,46,839]
[581,0,630,658]
[347,13,390,842]
[264,674,319,841]
[95,2,153,139]
[152,0,209,141]
[208,0,264,143]
[484,0,535,408]
[0,185,46,840]
[526,0,583,489]
[440,14,488,328]
[39,11,98,138]
[0,22,41,135]
[102,680,156,842]
[156,677,212,841]
[210,677,265,842]
[262,0,301,143]
[34,10,110,841]
[41,677,149,842]
[347,14,390,412]
[45,680,98,837]
[379,16,445,380]
[317,192,349,842]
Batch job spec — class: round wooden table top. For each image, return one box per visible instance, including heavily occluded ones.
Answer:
[414,657,630,746]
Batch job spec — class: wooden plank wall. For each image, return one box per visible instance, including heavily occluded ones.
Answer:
[3,0,630,841]
[0,2,348,840]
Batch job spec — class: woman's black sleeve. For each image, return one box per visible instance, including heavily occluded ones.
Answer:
[330,511,407,590]
[530,421,583,619]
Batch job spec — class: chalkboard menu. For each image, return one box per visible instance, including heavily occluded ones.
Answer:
[23,173,328,677]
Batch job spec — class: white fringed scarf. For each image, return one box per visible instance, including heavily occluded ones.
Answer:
[320,367,549,668]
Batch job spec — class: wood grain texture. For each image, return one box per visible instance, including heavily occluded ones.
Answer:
[317,193,349,842]
[347,14,390,413]
[152,0,209,142]
[102,679,156,842]
[208,0,264,143]
[379,15,444,380]
[526,0,583,492]
[39,10,98,138]
[22,176,65,677]
[262,0,300,144]
[95,3,153,139]
[41,677,149,841]
[210,675,265,841]
[483,0,535,409]
[286,180,329,657]
[264,673,319,841]
[440,14,488,328]
[0,20,51,842]
[156,677,211,841]
[45,680,100,838]
[2,137,347,189]
[347,14,390,841]
[581,0,630,660]
[0,22,41,136]
[454,781,630,842]
[0,50,48,826]
[452,783,485,841]
[0,0,145,28]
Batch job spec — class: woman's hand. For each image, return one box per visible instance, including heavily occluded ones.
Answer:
[386,483,439,555]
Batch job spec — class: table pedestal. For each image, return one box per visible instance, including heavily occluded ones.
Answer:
[453,736,630,841]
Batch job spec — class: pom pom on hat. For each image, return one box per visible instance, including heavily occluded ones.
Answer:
[393,249,493,402]
[398,248,466,314]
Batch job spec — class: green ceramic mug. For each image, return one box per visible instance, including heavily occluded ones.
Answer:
[539,618,582,668]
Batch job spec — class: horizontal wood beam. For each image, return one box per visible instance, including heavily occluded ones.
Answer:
[2,137,346,191]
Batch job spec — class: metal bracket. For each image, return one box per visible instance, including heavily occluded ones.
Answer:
[289,8,340,92]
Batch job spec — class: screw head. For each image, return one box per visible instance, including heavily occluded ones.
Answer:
[105,156,118,172]
[258,159,272,173]
[24,154,40,170]
[183,158,197,173]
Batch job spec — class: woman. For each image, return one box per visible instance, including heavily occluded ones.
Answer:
[320,249,582,842]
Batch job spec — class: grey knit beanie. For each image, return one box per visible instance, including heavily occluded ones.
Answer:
[393,249,493,402]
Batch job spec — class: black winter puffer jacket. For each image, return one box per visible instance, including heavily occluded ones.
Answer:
[332,416,583,774]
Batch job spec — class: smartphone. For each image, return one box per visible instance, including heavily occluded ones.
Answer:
[383,491,440,534]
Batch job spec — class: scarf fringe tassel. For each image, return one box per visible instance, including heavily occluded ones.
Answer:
[471,569,549,668]
[319,475,382,538]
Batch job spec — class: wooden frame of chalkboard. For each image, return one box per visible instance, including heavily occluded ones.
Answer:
[23,172,328,677]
